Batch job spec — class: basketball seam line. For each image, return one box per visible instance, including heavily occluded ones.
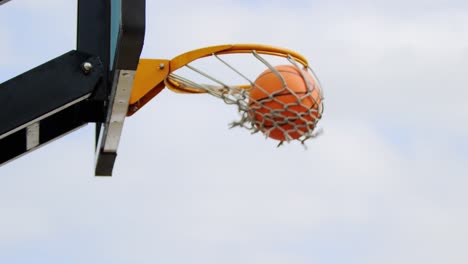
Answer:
[249,91,311,105]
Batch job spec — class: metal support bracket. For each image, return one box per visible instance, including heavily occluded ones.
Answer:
[0,50,104,165]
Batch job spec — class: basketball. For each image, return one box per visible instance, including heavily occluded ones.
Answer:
[249,65,322,141]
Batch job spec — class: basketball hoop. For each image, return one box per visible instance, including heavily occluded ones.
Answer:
[129,44,324,146]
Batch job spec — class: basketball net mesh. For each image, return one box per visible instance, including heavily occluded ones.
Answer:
[168,51,324,146]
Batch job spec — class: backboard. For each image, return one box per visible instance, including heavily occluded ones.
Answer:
[0,0,145,176]
[78,0,145,176]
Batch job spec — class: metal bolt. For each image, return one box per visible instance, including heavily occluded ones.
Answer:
[130,105,139,113]
[159,63,165,70]
[81,62,93,74]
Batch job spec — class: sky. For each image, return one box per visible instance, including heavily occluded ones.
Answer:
[1,0,468,263]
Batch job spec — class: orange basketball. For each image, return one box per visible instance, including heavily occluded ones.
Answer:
[249,65,322,141]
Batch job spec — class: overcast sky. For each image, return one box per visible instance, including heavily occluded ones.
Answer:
[1,0,467,263]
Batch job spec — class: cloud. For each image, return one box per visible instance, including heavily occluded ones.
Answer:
[1,0,468,263]
[142,0,468,135]
[0,0,76,78]
[0,207,52,246]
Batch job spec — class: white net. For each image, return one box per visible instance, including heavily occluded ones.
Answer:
[167,50,324,146]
